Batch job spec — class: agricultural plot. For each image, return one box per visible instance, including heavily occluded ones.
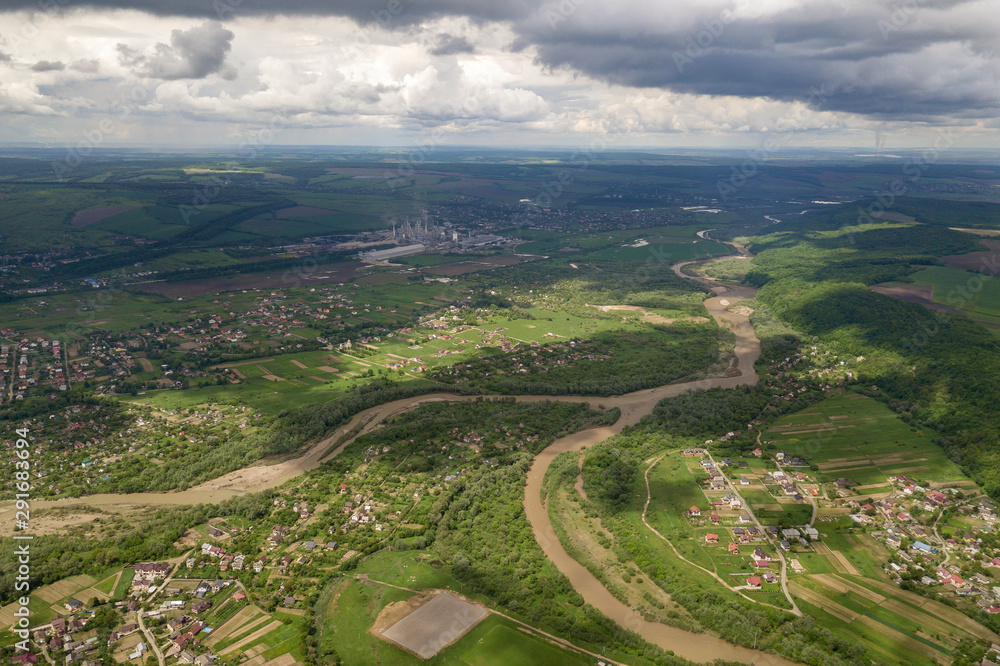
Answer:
[381,592,488,659]
[320,577,592,666]
[764,392,968,485]
[907,266,1000,326]
[790,572,999,665]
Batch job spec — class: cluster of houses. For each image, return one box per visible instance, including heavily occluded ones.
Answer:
[0,337,70,402]
[843,476,1000,608]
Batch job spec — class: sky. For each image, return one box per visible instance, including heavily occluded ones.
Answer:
[0,0,998,150]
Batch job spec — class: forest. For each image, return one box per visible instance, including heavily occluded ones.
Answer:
[435,323,724,396]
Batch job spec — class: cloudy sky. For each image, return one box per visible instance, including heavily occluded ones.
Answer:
[0,0,998,150]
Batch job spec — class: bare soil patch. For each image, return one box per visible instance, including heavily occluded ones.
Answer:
[870,284,965,316]
[378,591,488,660]
[290,359,308,369]
[276,206,336,217]
[585,304,710,325]
[71,206,139,227]
[941,239,1000,271]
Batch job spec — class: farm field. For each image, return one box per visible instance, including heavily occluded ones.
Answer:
[907,266,1000,326]
[319,576,594,666]
[764,392,970,486]
[789,572,998,665]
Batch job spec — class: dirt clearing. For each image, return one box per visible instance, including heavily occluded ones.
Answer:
[379,591,488,659]
[871,284,965,315]
[71,206,139,227]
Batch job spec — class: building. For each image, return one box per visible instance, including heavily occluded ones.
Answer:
[361,244,426,262]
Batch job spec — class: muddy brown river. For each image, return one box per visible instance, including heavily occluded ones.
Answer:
[2,244,797,664]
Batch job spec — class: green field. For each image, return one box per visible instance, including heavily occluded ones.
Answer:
[113,568,135,599]
[764,391,969,485]
[908,265,1000,326]
[319,577,592,665]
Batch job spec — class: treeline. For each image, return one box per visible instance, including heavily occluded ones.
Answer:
[0,492,274,606]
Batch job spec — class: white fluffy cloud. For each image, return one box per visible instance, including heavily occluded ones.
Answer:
[0,5,995,147]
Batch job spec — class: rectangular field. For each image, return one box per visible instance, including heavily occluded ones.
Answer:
[381,592,488,659]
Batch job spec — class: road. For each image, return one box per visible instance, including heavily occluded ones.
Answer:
[137,609,165,666]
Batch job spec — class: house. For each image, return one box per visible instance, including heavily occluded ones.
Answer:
[740,477,750,485]
[748,576,762,588]
[739,514,752,524]
[283,595,296,607]
[710,514,721,523]
[705,533,719,544]
[753,559,770,568]
[753,547,769,561]
[134,562,171,578]
[728,542,739,554]
[64,598,83,612]
[912,541,937,554]
[688,506,701,517]
[192,599,212,614]
[763,572,777,584]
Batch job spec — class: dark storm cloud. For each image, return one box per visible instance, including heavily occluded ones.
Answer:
[0,0,531,24]
[431,33,477,56]
[4,0,996,120]
[516,0,999,119]
[31,60,65,71]
[117,20,235,80]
